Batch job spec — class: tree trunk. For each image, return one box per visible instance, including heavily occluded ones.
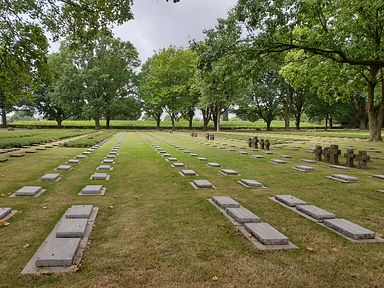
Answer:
[171,115,175,130]
[295,114,301,130]
[266,119,272,131]
[216,110,221,132]
[202,108,210,131]
[329,116,333,129]
[94,116,101,130]
[155,115,161,129]
[283,87,293,130]
[222,110,229,121]
[188,110,194,129]
[56,116,63,129]
[366,68,384,141]
[325,116,328,131]
[1,108,7,128]
[106,111,111,129]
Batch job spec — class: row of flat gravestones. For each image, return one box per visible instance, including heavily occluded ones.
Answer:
[1,132,127,274]
[144,134,383,249]
[180,133,384,188]
[0,132,97,162]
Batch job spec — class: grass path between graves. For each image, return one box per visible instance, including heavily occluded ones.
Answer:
[0,131,384,287]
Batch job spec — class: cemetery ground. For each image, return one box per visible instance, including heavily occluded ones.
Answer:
[0,130,384,287]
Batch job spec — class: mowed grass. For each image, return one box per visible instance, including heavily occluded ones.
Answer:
[0,131,383,287]
[0,129,94,148]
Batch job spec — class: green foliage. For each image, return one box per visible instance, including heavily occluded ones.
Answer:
[63,131,116,148]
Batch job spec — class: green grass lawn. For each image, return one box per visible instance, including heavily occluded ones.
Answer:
[0,130,383,287]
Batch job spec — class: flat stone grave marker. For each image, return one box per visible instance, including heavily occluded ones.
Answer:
[163,153,172,157]
[190,153,198,157]
[372,175,384,180]
[220,169,239,176]
[327,174,358,183]
[97,165,112,171]
[192,179,214,189]
[300,159,316,164]
[184,150,191,154]
[56,165,72,171]
[264,151,274,155]
[167,157,177,161]
[367,149,381,153]
[275,195,307,207]
[35,238,81,267]
[102,159,114,164]
[25,150,37,154]
[239,151,248,155]
[207,162,221,167]
[68,159,80,164]
[228,148,236,152]
[0,208,12,219]
[171,162,186,168]
[40,173,61,181]
[280,155,291,159]
[90,173,109,180]
[226,207,261,224]
[270,159,286,164]
[324,218,376,240]
[239,179,264,188]
[294,165,315,172]
[0,158,8,162]
[109,151,118,155]
[180,169,197,176]
[65,205,93,219]
[212,196,240,208]
[106,155,116,159]
[197,157,207,161]
[80,185,105,195]
[251,155,264,159]
[56,219,88,238]
[76,155,86,159]
[82,151,91,155]
[244,223,289,245]
[330,164,353,171]
[10,153,24,157]
[296,205,336,221]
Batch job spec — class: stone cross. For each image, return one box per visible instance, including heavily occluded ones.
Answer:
[260,139,265,149]
[323,147,331,163]
[248,138,252,148]
[356,151,370,169]
[265,139,270,150]
[329,145,341,165]
[205,133,210,140]
[209,134,215,140]
[253,137,259,149]
[315,145,323,161]
[344,148,356,167]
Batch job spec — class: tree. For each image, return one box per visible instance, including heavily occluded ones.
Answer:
[235,0,384,140]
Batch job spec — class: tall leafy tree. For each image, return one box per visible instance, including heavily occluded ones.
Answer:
[235,0,384,140]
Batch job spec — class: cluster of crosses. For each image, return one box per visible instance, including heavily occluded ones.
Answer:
[205,133,215,140]
[191,132,198,138]
[314,145,370,169]
[248,137,270,150]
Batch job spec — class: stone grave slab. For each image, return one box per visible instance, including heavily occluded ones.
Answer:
[191,180,214,189]
[79,185,105,195]
[239,179,264,188]
[56,219,88,238]
[102,159,114,164]
[197,157,207,161]
[300,159,316,164]
[239,151,248,155]
[0,158,8,162]
[163,153,172,157]
[275,195,307,207]
[10,153,24,157]
[40,173,61,181]
[25,150,37,154]
[327,174,358,183]
[212,196,240,208]
[324,218,376,240]
[190,153,198,157]
[330,164,353,171]
[226,207,261,224]
[82,151,91,155]
[97,165,112,171]
[76,155,86,159]
[220,169,239,176]
[296,205,336,221]
[180,169,197,176]
[372,175,384,180]
[228,149,236,152]
[244,223,289,245]
[109,151,118,155]
[65,205,93,219]
[90,173,109,180]
[264,151,274,155]
[294,165,315,172]
[251,155,264,159]
[35,238,81,267]
[14,186,43,196]
[167,157,177,162]
[207,162,221,167]
[171,163,186,168]
[106,155,116,159]
[0,208,12,219]
[56,165,72,171]
[270,159,286,164]
[68,159,80,164]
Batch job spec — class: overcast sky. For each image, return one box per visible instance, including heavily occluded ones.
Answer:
[50,0,237,61]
